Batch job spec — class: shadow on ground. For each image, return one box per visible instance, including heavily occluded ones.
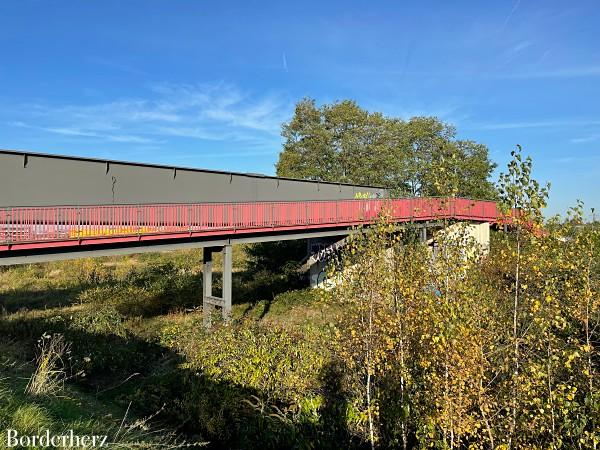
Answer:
[0,309,359,449]
[0,241,370,448]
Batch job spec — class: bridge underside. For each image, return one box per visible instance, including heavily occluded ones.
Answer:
[0,226,359,266]
[0,221,447,324]
[0,219,453,266]
[1,220,491,324]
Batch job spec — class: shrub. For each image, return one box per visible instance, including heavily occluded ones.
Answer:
[71,302,127,338]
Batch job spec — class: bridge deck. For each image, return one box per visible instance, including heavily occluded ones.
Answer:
[0,198,499,256]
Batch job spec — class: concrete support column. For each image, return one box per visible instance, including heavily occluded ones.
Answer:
[419,226,427,243]
[476,222,490,255]
[202,247,215,327]
[222,244,232,321]
[202,245,233,327]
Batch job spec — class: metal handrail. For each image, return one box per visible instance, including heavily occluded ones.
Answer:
[0,197,500,246]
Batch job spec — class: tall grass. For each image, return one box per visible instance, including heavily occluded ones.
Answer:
[25,333,69,396]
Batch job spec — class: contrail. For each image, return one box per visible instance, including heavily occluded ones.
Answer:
[282,52,288,72]
[503,0,521,29]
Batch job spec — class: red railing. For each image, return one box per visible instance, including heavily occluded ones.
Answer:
[0,198,499,248]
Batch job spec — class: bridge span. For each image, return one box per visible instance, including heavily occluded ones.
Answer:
[0,150,501,322]
[0,197,499,321]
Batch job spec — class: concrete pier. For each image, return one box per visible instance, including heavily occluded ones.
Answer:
[203,245,233,326]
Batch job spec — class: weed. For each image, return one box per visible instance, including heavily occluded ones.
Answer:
[25,333,69,397]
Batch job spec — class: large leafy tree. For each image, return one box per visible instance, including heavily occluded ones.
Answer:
[276,98,497,199]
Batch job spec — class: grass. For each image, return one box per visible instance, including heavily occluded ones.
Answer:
[25,333,69,397]
[0,339,201,449]
[0,243,332,448]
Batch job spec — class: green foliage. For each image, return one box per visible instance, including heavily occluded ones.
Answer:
[147,320,351,449]
[0,251,350,449]
[277,98,497,199]
[1,155,598,449]
[324,150,600,449]
[498,144,551,223]
[71,301,128,337]
[185,323,328,401]
[238,241,307,304]
[245,240,307,275]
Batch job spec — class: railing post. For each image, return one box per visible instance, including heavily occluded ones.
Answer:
[233,204,237,231]
[137,207,141,235]
[110,207,114,236]
[77,208,81,238]
[5,208,11,245]
[57,208,61,240]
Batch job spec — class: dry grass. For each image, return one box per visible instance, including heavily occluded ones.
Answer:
[25,333,70,396]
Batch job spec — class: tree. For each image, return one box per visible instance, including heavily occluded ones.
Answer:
[325,149,599,448]
[276,98,497,199]
[497,145,550,449]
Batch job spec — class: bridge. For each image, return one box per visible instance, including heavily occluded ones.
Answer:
[0,149,502,322]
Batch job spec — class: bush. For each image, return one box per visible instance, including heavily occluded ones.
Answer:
[71,302,127,337]
[142,320,348,448]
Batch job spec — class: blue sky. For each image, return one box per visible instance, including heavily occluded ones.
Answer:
[0,1,598,216]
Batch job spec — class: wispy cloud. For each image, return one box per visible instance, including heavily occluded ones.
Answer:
[571,134,600,144]
[495,40,534,71]
[495,66,600,79]
[86,56,148,76]
[7,82,292,148]
[538,49,551,64]
[552,156,576,164]
[510,40,532,54]
[550,154,600,165]
[9,121,156,144]
[366,100,464,124]
[469,119,600,130]
[502,0,522,29]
